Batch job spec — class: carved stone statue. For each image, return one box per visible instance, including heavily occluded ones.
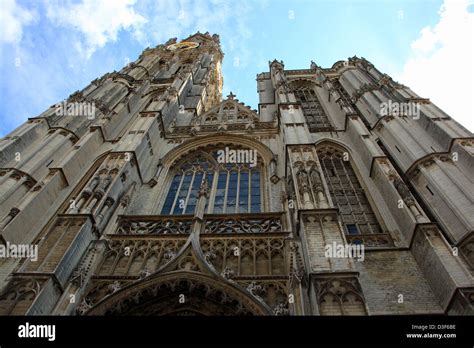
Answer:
[309,165,323,191]
[296,168,310,194]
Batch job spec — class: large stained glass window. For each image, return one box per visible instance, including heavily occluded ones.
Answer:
[161,151,262,215]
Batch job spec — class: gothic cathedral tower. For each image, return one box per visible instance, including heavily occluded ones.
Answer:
[0,33,473,315]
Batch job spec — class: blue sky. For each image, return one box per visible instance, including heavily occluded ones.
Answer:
[1,0,473,137]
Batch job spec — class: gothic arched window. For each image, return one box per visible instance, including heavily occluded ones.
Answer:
[222,104,237,122]
[161,148,262,215]
[317,145,381,235]
[290,80,332,132]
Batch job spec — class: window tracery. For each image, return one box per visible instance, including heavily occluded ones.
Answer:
[317,145,382,235]
[161,148,262,215]
[290,80,332,132]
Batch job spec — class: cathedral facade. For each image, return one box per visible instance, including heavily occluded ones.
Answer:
[0,32,473,315]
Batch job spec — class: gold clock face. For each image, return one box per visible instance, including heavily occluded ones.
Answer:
[166,41,200,51]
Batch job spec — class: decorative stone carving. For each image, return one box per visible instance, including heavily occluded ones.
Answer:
[204,251,216,262]
[314,277,367,315]
[118,217,193,235]
[352,83,379,103]
[392,176,426,222]
[77,298,93,315]
[163,250,176,261]
[197,176,209,198]
[394,178,414,205]
[70,267,87,287]
[246,281,264,299]
[273,302,290,315]
[138,269,152,280]
[108,281,122,294]
[0,278,43,315]
[286,175,296,205]
[221,267,235,279]
[203,214,282,234]
[309,164,328,208]
[296,168,311,198]
[289,242,305,285]
[83,274,268,315]
[120,194,131,207]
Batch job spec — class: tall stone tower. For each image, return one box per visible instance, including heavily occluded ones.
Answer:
[0,33,473,315]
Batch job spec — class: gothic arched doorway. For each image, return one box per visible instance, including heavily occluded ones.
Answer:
[84,272,270,316]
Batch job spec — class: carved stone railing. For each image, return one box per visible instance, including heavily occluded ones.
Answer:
[116,213,286,235]
[202,213,284,234]
[345,233,394,247]
[116,215,193,235]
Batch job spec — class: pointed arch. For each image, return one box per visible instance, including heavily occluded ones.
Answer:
[161,134,275,166]
[83,231,274,316]
[84,271,271,315]
[158,135,274,215]
[288,78,321,88]
[316,277,368,316]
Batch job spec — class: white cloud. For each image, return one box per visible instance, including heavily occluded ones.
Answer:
[0,0,38,44]
[398,0,474,132]
[46,0,147,58]
[42,0,256,61]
